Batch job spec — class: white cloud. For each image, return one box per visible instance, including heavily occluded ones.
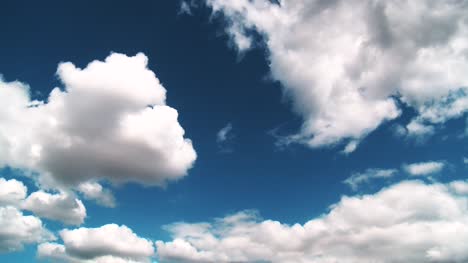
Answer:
[199,0,468,151]
[0,206,54,252]
[22,191,86,225]
[403,161,445,176]
[0,52,196,188]
[156,180,468,263]
[344,168,397,190]
[0,177,27,206]
[38,224,154,263]
[77,182,116,208]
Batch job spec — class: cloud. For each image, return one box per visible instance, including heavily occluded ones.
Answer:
[77,182,116,208]
[38,224,154,263]
[156,180,468,263]
[22,191,86,225]
[216,123,235,153]
[198,0,468,151]
[0,178,27,206]
[0,206,54,252]
[0,53,196,188]
[344,168,397,190]
[403,161,445,176]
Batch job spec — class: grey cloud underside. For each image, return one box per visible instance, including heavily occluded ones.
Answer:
[200,0,468,151]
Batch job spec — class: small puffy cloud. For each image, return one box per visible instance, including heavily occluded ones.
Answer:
[216,123,235,153]
[0,52,196,188]
[403,161,445,176]
[197,0,468,151]
[22,191,86,225]
[0,178,27,206]
[156,180,468,263]
[77,182,116,208]
[450,181,468,195]
[0,206,54,252]
[344,168,397,190]
[38,224,154,263]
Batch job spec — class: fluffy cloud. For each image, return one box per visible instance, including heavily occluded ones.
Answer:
[403,161,445,176]
[156,180,468,263]
[22,191,86,225]
[198,0,468,150]
[38,224,154,263]
[77,182,116,208]
[0,177,27,206]
[0,206,54,252]
[344,168,397,190]
[0,52,196,188]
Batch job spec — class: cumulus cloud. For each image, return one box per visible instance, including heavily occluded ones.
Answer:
[22,191,86,225]
[216,123,235,153]
[0,52,196,188]
[403,161,445,176]
[0,206,54,252]
[0,178,27,206]
[77,182,116,208]
[343,168,397,191]
[197,0,468,151]
[156,180,468,263]
[38,224,154,263]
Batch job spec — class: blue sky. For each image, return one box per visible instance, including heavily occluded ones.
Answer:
[1,0,468,262]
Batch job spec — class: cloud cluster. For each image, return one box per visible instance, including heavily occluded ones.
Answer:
[38,224,154,263]
[200,0,468,151]
[0,52,196,188]
[0,178,55,252]
[157,180,468,263]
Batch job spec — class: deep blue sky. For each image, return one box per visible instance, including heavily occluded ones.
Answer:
[1,1,467,262]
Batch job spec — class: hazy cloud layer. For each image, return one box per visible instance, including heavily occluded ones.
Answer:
[199,0,468,151]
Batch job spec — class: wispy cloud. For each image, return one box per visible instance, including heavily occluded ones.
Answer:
[344,168,397,191]
[216,123,235,153]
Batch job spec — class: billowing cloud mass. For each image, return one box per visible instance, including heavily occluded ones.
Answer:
[0,206,54,252]
[157,180,468,263]
[0,52,196,187]
[0,178,27,206]
[22,191,86,225]
[403,161,445,176]
[344,168,397,190]
[199,0,468,150]
[38,224,154,263]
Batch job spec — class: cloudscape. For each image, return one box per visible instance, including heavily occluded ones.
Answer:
[1,0,468,262]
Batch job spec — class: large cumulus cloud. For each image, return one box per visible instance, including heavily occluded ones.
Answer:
[197,0,468,151]
[156,180,468,263]
[0,52,196,187]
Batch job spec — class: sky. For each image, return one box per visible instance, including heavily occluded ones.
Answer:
[1,0,468,262]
